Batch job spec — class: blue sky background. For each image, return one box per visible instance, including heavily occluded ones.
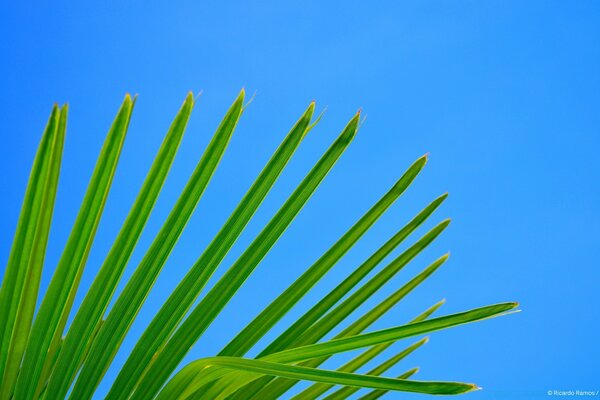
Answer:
[1,2,599,399]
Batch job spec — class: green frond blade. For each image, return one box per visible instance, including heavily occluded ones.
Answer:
[130,111,361,400]
[45,93,194,400]
[14,96,134,400]
[268,302,518,364]
[106,102,316,400]
[69,90,244,400]
[219,155,428,358]
[0,104,64,397]
[157,357,477,400]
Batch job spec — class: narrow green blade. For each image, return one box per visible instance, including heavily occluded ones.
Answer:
[267,302,518,364]
[107,102,317,400]
[0,105,63,396]
[69,90,244,400]
[14,96,134,400]
[130,112,361,400]
[156,357,477,400]
[219,156,428,358]
[45,93,194,400]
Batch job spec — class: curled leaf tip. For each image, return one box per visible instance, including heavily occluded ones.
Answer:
[242,90,256,111]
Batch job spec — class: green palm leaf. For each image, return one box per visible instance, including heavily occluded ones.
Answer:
[0,105,65,398]
[1,93,517,400]
[158,357,477,400]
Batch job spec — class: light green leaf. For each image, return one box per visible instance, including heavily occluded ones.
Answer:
[0,104,64,398]
[268,302,518,364]
[156,357,477,400]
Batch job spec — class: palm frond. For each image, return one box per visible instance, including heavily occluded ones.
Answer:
[0,92,517,400]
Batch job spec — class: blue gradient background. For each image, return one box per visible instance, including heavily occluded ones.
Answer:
[1,2,599,399]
